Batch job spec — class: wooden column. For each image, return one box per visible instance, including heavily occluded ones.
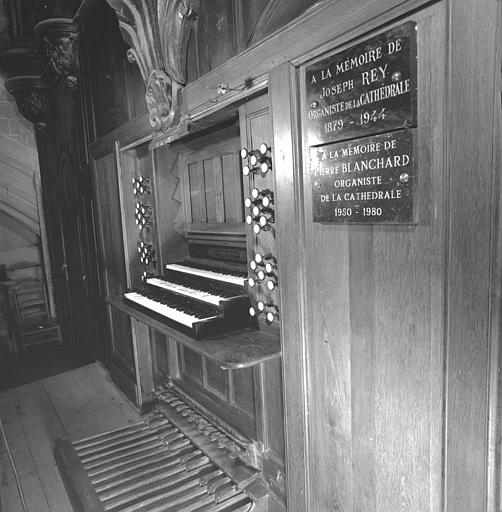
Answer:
[269,62,310,511]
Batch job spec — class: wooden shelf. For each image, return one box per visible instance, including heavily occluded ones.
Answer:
[106,296,281,370]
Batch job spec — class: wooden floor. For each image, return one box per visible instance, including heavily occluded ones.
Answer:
[0,363,141,511]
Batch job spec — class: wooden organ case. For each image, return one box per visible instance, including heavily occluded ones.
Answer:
[57,92,287,511]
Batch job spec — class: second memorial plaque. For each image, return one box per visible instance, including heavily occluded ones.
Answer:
[311,130,415,223]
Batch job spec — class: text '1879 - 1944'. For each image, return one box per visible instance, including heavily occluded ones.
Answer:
[305,21,417,146]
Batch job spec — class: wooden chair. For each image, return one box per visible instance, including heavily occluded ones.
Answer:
[11,281,61,352]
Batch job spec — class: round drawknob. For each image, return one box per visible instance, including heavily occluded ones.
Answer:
[266,310,276,323]
[257,301,265,312]
[244,197,253,208]
[245,214,254,225]
[256,269,266,281]
[265,304,279,324]
[254,253,263,264]
[240,148,249,159]
[248,277,256,288]
[264,260,275,274]
[249,260,258,271]
[249,153,259,166]
[259,143,269,155]
[260,158,272,175]
[251,205,261,217]
[242,165,251,176]
[249,306,257,317]
[266,278,277,291]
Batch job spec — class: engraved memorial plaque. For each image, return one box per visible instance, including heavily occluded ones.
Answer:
[311,130,415,223]
[305,22,417,145]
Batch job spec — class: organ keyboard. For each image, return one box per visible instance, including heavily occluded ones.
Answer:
[164,261,248,287]
[123,258,251,339]
[55,386,270,512]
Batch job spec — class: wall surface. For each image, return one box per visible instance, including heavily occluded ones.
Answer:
[0,73,43,350]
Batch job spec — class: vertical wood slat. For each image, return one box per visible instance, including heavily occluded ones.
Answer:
[130,319,154,410]
[114,141,132,288]
[189,161,207,223]
[203,158,217,222]
[222,152,243,222]
[445,1,501,511]
[230,367,255,416]
[213,156,226,223]
[486,4,502,511]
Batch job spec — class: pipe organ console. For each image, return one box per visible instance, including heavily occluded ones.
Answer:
[57,95,285,509]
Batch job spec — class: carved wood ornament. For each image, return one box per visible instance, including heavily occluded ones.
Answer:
[105,0,200,133]
[4,76,47,130]
[35,19,80,89]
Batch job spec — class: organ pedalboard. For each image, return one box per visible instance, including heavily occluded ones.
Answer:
[54,384,270,512]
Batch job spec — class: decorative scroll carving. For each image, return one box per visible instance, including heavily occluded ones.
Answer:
[106,0,199,132]
[4,76,47,129]
[35,19,79,89]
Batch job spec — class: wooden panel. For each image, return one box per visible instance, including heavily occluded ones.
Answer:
[130,319,154,409]
[241,0,269,46]
[93,153,136,390]
[239,95,279,330]
[189,161,207,223]
[206,358,228,397]
[182,346,203,383]
[259,358,284,460]
[182,137,243,230]
[152,330,169,384]
[196,0,238,75]
[108,306,134,374]
[118,142,158,290]
[231,366,255,416]
[203,158,217,222]
[93,154,128,297]
[246,0,318,47]
[174,371,257,440]
[82,1,143,139]
[298,5,446,511]
[213,156,226,223]
[221,152,243,222]
[152,145,187,266]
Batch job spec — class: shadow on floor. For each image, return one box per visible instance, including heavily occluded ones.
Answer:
[0,344,74,390]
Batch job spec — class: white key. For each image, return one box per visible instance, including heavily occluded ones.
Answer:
[124,292,217,327]
[165,264,247,286]
[146,278,223,306]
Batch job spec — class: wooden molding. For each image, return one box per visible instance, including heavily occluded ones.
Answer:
[105,0,200,133]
